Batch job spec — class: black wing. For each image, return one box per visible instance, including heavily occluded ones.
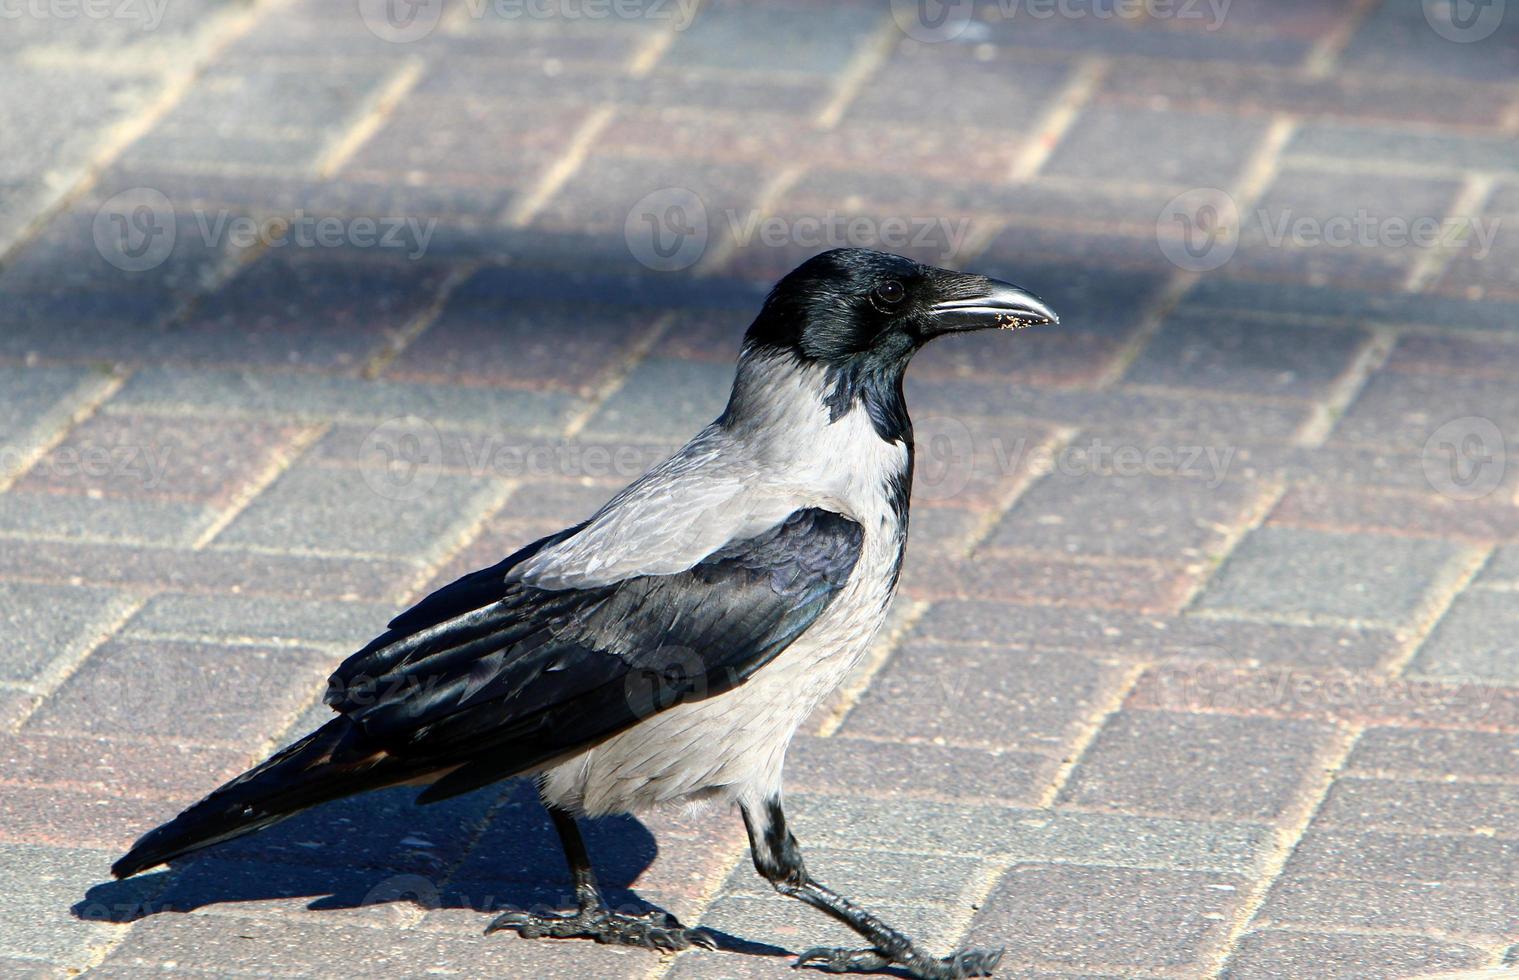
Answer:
[324,507,864,801]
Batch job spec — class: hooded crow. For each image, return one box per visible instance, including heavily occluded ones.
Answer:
[113,247,1057,979]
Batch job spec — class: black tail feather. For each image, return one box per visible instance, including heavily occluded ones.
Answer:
[112,718,427,879]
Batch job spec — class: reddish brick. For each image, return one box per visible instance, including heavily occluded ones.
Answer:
[1268,484,1519,541]
[786,734,1055,806]
[1058,710,1335,821]
[840,643,1118,753]
[14,414,304,504]
[1347,726,1519,778]
[1224,929,1487,980]
[25,638,331,744]
[905,554,1197,614]
[1317,775,1519,835]
[0,734,248,800]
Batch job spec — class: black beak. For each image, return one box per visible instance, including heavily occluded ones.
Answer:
[926,276,1059,335]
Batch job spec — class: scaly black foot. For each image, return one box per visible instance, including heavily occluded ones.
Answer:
[486,905,717,952]
[796,944,1004,979]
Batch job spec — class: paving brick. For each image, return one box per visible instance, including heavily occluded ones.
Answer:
[986,471,1261,561]
[0,581,130,685]
[1058,710,1334,821]
[1268,484,1519,542]
[389,294,658,393]
[0,540,415,601]
[975,3,1311,64]
[1384,332,1519,380]
[1287,122,1519,176]
[1129,665,1519,730]
[0,734,246,800]
[580,357,732,442]
[1095,60,1510,127]
[907,553,1197,614]
[910,601,1398,670]
[840,643,1115,753]
[663,1,881,74]
[106,367,581,432]
[121,593,394,647]
[1222,929,1488,980]
[964,864,1244,969]
[786,734,1055,806]
[100,909,650,978]
[0,492,202,547]
[1317,775,1519,836]
[25,638,331,743]
[1411,589,1519,682]
[1333,369,1519,453]
[1195,527,1468,624]
[1044,106,1267,187]
[1285,828,1519,885]
[0,366,95,451]
[212,459,502,558]
[1232,169,1464,288]
[153,66,392,134]
[1347,726,1519,778]
[1343,0,1519,81]
[14,414,303,504]
[1126,312,1369,399]
[1260,872,1519,937]
[847,46,1072,131]
[0,785,180,852]
[782,795,1270,874]
[1180,275,1519,333]
[168,254,450,371]
[0,844,160,969]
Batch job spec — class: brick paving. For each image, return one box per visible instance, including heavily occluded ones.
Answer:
[1,1,1518,978]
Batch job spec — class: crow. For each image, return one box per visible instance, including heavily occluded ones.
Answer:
[112,247,1057,979]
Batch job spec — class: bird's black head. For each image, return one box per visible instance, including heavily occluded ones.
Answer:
[742,248,1057,373]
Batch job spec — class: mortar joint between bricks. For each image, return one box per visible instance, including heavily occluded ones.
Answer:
[1378,542,1495,680]
[1201,723,1363,979]
[1033,660,1148,810]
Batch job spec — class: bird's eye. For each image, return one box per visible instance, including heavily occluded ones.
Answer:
[874,280,905,305]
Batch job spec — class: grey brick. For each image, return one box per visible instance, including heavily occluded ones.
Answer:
[25,638,331,742]
[787,734,1055,806]
[910,601,1398,670]
[1126,313,1369,399]
[1333,370,1519,452]
[0,844,159,969]
[1348,727,1519,778]
[840,643,1115,753]
[1223,929,1488,980]
[1411,589,1519,683]
[0,581,128,685]
[1043,106,1267,187]
[1261,872,1519,937]
[1195,527,1468,624]
[1343,0,1519,81]
[212,461,501,558]
[663,3,881,74]
[1058,711,1335,821]
[122,593,394,646]
[1179,276,1519,333]
[782,796,1270,874]
[0,492,210,545]
[1287,122,1519,176]
[107,367,579,432]
[580,358,732,442]
[0,366,94,451]
[965,864,1244,969]
[1285,829,1519,885]
[1317,776,1519,836]
[986,471,1260,560]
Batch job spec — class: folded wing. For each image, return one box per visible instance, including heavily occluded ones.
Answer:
[323,507,864,801]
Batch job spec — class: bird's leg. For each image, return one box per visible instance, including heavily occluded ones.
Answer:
[485,803,715,952]
[741,798,1002,979]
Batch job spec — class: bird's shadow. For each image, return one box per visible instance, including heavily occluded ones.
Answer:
[75,779,786,960]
